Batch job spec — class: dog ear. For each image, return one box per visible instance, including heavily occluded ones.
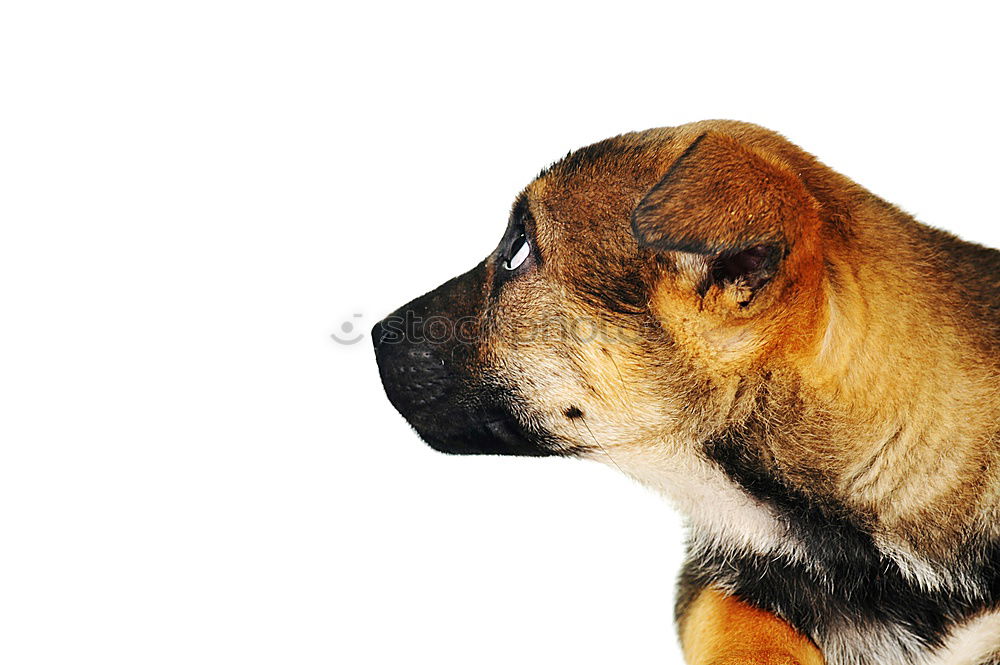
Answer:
[631,132,818,296]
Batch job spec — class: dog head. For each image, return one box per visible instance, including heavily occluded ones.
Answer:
[372,119,1000,665]
[373,121,831,470]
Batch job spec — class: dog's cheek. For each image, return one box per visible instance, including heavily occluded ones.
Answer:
[484,304,686,457]
[483,322,586,442]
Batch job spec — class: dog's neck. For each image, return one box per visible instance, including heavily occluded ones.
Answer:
[802,217,1000,552]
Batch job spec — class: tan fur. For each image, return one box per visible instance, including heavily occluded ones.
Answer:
[681,588,825,665]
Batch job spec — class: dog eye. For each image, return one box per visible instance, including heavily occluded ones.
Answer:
[504,234,531,271]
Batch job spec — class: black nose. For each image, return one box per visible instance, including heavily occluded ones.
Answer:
[371,320,388,351]
[372,314,410,353]
[372,311,453,423]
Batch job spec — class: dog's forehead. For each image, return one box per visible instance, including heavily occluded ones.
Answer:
[521,129,684,253]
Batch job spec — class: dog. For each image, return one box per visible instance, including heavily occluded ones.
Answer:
[372,120,1000,665]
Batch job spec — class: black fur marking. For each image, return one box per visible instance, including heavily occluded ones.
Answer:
[689,431,1000,661]
[577,266,650,316]
[510,193,532,228]
[564,406,584,419]
[547,137,656,179]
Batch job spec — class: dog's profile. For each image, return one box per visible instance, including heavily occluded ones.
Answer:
[372,120,1000,665]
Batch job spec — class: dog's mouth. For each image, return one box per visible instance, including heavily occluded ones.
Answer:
[414,413,555,457]
[399,390,558,457]
[377,362,558,457]
[484,418,526,448]
[464,415,554,456]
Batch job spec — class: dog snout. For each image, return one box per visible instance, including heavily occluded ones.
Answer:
[373,323,451,413]
[372,261,559,457]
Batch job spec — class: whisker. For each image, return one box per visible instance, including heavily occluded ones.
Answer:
[575,416,626,476]
[604,349,633,414]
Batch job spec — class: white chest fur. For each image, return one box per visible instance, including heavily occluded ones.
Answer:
[613,448,1000,665]
[620,448,803,561]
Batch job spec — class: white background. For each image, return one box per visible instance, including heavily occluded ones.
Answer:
[1,2,997,664]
